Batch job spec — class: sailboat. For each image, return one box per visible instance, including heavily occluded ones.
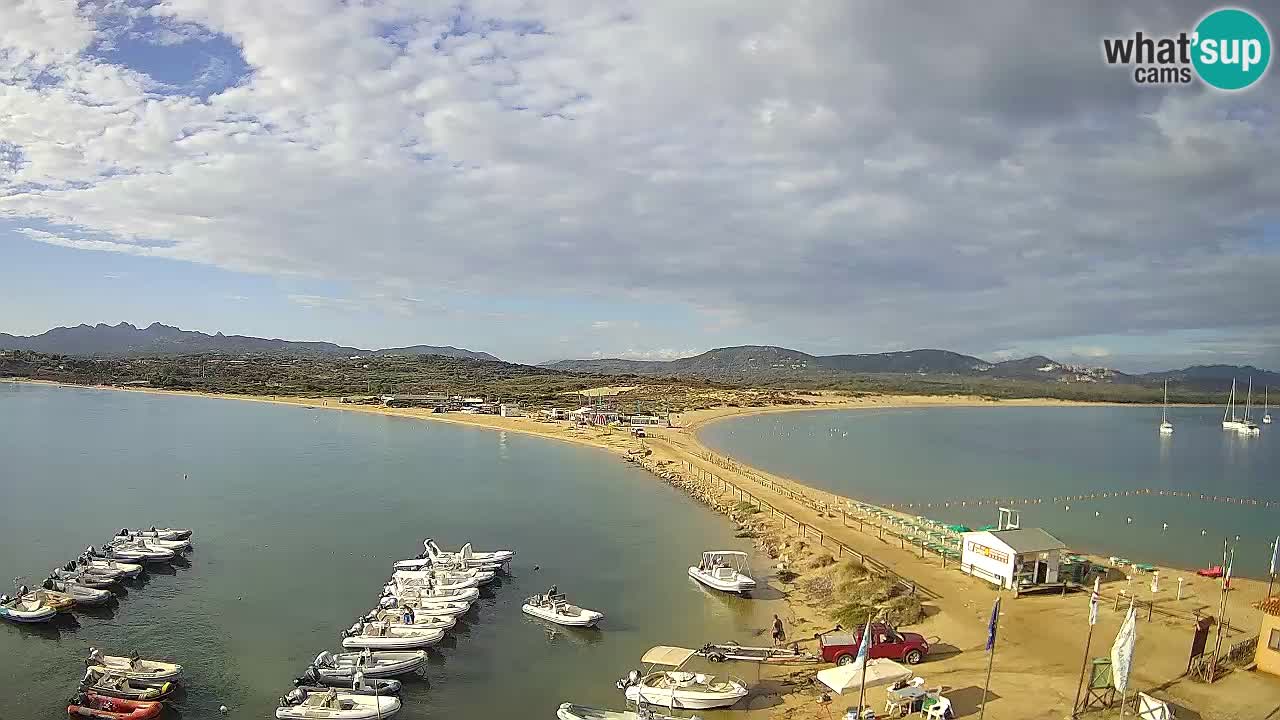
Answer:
[1239,378,1260,435]
[1223,379,1245,431]
[1159,380,1173,435]
[1264,386,1272,425]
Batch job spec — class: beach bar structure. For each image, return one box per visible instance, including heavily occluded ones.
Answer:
[1254,597,1280,677]
[959,527,1066,590]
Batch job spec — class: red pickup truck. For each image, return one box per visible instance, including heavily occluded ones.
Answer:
[818,623,930,665]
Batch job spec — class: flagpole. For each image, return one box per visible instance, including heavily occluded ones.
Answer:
[855,612,875,718]
[979,633,997,720]
[1071,577,1100,719]
[979,596,1001,720]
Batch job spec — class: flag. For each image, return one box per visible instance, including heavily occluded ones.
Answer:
[854,618,873,664]
[986,597,1001,651]
[1088,577,1100,626]
[1271,536,1279,576]
[1110,601,1137,694]
[1224,548,1234,590]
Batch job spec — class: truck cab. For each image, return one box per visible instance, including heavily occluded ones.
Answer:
[818,622,929,665]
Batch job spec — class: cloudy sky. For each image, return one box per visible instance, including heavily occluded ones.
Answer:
[1,1,1277,370]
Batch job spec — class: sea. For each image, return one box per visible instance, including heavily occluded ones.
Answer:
[699,406,1280,577]
[0,383,770,719]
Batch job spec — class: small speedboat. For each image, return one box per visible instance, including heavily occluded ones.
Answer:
[522,586,603,627]
[80,670,175,701]
[0,593,57,623]
[113,531,190,551]
[341,620,445,650]
[52,566,121,588]
[295,666,402,694]
[373,597,470,618]
[392,567,491,588]
[87,650,183,682]
[363,609,457,631]
[98,542,174,564]
[382,577,480,604]
[557,703,692,720]
[310,650,426,681]
[619,646,749,710]
[67,692,162,720]
[688,551,756,595]
[43,578,114,607]
[276,688,401,720]
[128,527,192,541]
[422,539,514,568]
[78,554,143,579]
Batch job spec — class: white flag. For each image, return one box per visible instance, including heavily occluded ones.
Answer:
[1271,536,1279,576]
[1110,601,1137,694]
[1088,576,1100,626]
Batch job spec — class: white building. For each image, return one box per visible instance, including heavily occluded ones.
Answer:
[499,403,522,417]
[960,528,1067,590]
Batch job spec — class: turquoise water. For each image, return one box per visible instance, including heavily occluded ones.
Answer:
[699,406,1280,576]
[0,383,769,719]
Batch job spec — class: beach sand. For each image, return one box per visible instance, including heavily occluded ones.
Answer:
[9,379,1278,718]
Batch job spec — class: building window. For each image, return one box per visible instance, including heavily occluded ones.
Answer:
[1270,629,1280,651]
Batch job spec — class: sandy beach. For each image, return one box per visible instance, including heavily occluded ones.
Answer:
[7,378,1277,719]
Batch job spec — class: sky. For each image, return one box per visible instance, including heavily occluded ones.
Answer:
[1,1,1278,371]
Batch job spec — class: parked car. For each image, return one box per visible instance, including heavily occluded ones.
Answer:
[818,623,929,665]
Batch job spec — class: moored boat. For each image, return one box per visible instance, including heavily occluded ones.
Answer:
[87,649,183,682]
[556,702,692,720]
[128,527,192,541]
[422,539,513,568]
[373,596,470,618]
[522,586,604,627]
[52,566,121,589]
[78,554,143,579]
[276,688,401,720]
[688,551,756,594]
[341,620,445,650]
[43,578,114,607]
[113,530,190,551]
[80,670,175,701]
[295,667,402,694]
[309,650,427,681]
[67,692,162,720]
[0,593,57,623]
[362,608,458,631]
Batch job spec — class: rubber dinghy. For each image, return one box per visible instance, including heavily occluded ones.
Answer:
[310,651,426,681]
[422,539,513,568]
[80,670,176,702]
[113,530,190,551]
[87,650,183,682]
[96,542,174,564]
[44,578,114,607]
[341,621,445,650]
[383,575,480,603]
[295,667,402,694]
[52,566,121,588]
[0,594,57,623]
[128,527,192,541]
[276,689,401,720]
[78,554,143,579]
[374,596,470,618]
[557,703,692,720]
[67,692,162,720]
[363,608,458,630]
[522,586,604,627]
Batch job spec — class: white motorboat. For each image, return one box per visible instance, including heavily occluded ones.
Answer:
[129,527,192,541]
[423,538,513,568]
[361,608,457,632]
[50,567,119,588]
[42,578,113,606]
[382,578,480,604]
[1159,380,1173,435]
[1264,386,1272,424]
[1223,379,1246,431]
[78,553,143,578]
[0,594,57,623]
[87,649,183,681]
[295,666,402,693]
[310,650,426,681]
[374,596,470,617]
[557,703,693,720]
[341,620,445,650]
[388,569,481,591]
[522,586,604,627]
[688,551,756,594]
[97,541,175,564]
[392,556,504,574]
[114,530,190,551]
[619,646,748,710]
[276,688,401,720]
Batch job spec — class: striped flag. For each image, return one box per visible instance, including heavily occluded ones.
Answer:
[986,597,1001,651]
[1088,577,1100,626]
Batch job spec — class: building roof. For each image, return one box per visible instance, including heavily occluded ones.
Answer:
[1260,597,1280,618]
[990,528,1067,553]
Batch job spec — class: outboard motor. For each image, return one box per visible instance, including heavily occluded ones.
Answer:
[616,669,641,690]
[0,594,9,604]
[314,651,333,668]
[295,666,321,686]
[285,688,306,705]
[378,596,397,610]
[65,562,76,572]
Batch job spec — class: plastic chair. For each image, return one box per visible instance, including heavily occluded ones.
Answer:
[884,697,905,718]
[925,697,952,719]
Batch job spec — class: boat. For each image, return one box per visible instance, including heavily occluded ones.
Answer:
[373,596,470,617]
[80,670,175,701]
[1197,565,1224,578]
[86,650,183,682]
[0,593,57,623]
[77,554,143,579]
[522,586,604,627]
[556,702,693,720]
[358,609,457,632]
[95,542,174,564]
[25,585,77,612]
[43,578,114,607]
[386,569,480,592]
[1239,378,1261,435]
[422,539,514,568]
[696,642,820,665]
[67,692,162,720]
[52,566,121,588]
[276,689,401,720]
[688,551,756,594]
[295,667,402,694]
[618,646,748,710]
[1159,380,1173,435]
[128,527,192,541]
[309,650,427,681]
[340,620,446,650]
[113,530,190,551]
[1264,386,1272,424]
[1223,379,1246,431]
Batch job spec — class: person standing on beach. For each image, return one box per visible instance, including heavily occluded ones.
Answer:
[771,614,786,646]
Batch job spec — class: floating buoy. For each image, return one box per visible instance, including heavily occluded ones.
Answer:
[1095,511,1101,518]
[220,706,229,715]
[1127,517,1133,524]
[1065,505,1071,511]
[1162,523,1169,531]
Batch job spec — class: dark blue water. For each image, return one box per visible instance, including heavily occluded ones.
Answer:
[0,383,768,719]
[699,406,1280,576]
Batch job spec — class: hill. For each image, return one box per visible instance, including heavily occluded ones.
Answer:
[0,322,499,361]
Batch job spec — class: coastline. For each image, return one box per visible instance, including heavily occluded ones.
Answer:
[5,378,1274,718]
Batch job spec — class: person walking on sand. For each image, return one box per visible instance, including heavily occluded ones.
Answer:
[771,614,786,646]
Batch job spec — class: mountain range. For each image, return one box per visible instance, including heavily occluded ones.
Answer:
[544,345,1280,391]
[0,322,499,361]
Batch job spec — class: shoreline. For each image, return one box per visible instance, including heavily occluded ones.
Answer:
[6,378,1275,718]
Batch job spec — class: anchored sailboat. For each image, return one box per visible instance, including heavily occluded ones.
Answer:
[1223,379,1245,431]
[1159,380,1173,435]
[1239,378,1261,435]
[1264,386,1272,425]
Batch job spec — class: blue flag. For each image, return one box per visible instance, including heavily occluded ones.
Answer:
[986,597,1001,651]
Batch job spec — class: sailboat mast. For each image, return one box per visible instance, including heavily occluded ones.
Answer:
[1245,379,1253,420]
[1224,379,1235,422]
[1162,380,1169,423]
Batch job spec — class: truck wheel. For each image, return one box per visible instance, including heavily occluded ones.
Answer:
[836,654,854,666]
[904,650,923,665]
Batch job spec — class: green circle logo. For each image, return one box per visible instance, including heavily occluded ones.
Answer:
[1193,8,1271,90]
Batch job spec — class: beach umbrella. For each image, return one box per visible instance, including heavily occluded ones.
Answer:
[816,659,912,695]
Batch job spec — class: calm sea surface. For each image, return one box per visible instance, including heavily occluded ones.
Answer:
[0,384,770,719]
[699,406,1279,576]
